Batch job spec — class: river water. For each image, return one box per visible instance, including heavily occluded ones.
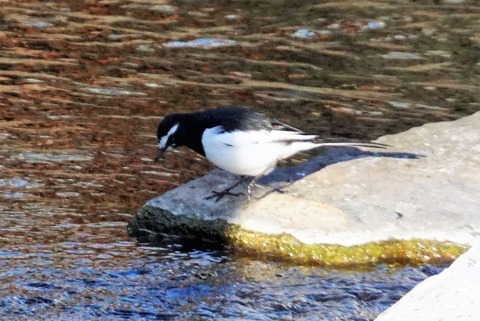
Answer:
[1,0,479,320]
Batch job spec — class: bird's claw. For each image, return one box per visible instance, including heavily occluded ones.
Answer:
[204,190,245,202]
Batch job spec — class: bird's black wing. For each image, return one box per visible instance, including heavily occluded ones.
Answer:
[269,118,304,133]
[193,106,305,134]
[193,106,276,132]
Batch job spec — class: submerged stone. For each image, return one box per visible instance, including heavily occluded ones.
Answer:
[2,192,26,199]
[366,21,386,30]
[21,20,53,28]
[150,5,177,13]
[164,38,237,49]
[82,87,147,96]
[381,52,424,60]
[292,29,316,39]
[12,152,93,163]
[0,177,29,188]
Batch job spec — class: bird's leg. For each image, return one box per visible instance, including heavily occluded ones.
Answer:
[204,176,249,202]
[246,177,260,201]
[245,167,275,201]
[205,165,274,202]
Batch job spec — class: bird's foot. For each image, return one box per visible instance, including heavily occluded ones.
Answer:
[204,189,245,202]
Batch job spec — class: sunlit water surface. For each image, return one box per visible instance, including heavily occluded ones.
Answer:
[0,244,444,320]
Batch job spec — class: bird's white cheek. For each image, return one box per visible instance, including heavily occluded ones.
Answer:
[159,136,168,150]
[158,123,179,150]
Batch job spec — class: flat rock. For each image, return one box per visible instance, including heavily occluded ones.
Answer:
[375,245,480,321]
[129,112,480,262]
[284,111,480,246]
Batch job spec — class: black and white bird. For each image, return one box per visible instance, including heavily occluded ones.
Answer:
[155,106,385,201]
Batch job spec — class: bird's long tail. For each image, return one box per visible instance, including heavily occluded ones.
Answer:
[278,140,388,161]
[312,141,389,149]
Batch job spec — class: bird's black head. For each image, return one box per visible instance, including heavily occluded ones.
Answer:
[155,113,185,161]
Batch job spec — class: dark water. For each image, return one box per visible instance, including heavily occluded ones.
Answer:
[1,0,479,320]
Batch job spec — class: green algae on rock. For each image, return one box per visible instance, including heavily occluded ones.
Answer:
[227,231,467,266]
[128,204,467,266]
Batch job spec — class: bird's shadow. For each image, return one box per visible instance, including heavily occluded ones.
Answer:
[258,147,424,187]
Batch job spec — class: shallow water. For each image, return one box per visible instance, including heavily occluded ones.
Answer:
[0,244,444,320]
[1,0,479,319]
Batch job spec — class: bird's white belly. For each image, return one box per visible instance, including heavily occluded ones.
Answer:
[204,141,279,176]
[201,127,318,177]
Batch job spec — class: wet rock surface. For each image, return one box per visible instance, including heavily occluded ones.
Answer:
[131,112,479,263]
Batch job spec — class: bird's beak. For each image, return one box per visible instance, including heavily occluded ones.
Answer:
[154,148,164,162]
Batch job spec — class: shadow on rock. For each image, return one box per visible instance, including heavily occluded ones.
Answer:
[259,147,423,186]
